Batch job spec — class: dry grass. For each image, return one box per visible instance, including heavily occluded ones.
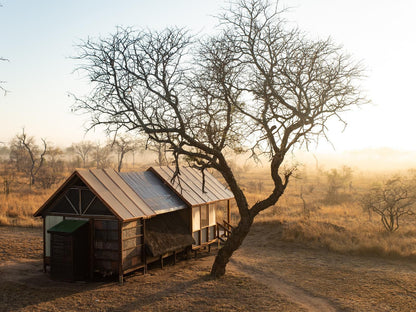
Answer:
[3,163,416,260]
[0,192,47,227]
[228,165,416,260]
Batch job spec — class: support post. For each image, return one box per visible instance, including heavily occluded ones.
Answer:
[42,217,46,273]
[89,218,94,281]
[143,219,147,274]
[118,220,124,285]
[227,199,231,225]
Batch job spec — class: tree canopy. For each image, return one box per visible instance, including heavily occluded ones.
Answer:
[74,0,366,277]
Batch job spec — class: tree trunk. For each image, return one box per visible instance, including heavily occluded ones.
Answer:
[117,152,124,172]
[210,215,253,278]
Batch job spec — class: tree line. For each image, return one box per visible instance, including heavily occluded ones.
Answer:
[0,128,170,194]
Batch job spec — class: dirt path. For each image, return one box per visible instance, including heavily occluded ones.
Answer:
[230,258,336,312]
[230,222,416,311]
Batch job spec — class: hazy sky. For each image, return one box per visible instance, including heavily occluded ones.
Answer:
[1,0,415,153]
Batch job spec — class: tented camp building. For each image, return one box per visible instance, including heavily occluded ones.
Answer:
[34,166,233,282]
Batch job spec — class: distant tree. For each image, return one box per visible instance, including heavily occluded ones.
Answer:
[111,135,138,172]
[93,142,112,169]
[36,146,65,189]
[361,177,416,232]
[74,0,366,277]
[69,141,94,168]
[9,129,48,188]
[0,143,9,159]
[325,166,353,203]
[146,140,170,166]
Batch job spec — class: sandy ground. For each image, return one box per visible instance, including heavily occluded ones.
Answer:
[1,223,416,311]
[234,222,416,311]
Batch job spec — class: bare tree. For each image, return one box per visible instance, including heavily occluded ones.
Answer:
[9,129,48,188]
[361,177,416,232]
[36,145,65,189]
[73,0,366,277]
[111,134,138,172]
[93,142,112,169]
[70,141,94,168]
[146,140,170,166]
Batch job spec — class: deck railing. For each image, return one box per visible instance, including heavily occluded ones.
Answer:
[216,220,233,242]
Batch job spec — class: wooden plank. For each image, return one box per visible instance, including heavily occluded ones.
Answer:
[122,220,139,230]
[143,219,147,274]
[42,218,46,272]
[104,169,155,217]
[118,220,123,284]
[89,219,94,281]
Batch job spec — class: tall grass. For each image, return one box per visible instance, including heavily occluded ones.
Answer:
[0,191,48,227]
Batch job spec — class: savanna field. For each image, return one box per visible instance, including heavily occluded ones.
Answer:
[2,161,416,311]
[3,161,416,259]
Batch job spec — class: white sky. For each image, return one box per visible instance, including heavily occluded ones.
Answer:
[1,0,415,153]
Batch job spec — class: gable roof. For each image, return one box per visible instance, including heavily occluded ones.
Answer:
[149,166,234,207]
[34,168,184,221]
[34,166,233,221]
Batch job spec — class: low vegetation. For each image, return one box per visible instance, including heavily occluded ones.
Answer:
[225,164,416,260]
[2,132,416,260]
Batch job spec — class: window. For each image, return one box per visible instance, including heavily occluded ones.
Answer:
[192,204,217,246]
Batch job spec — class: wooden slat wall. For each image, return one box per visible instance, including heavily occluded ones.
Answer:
[94,219,120,274]
[121,220,144,271]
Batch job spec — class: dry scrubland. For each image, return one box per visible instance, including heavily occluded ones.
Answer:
[2,163,416,260]
[225,164,416,260]
[2,163,416,311]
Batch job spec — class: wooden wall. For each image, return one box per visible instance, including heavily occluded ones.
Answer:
[121,219,144,272]
[94,219,119,275]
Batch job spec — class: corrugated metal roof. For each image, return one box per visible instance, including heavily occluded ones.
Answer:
[150,166,234,206]
[77,169,150,220]
[35,166,233,221]
[120,171,187,214]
